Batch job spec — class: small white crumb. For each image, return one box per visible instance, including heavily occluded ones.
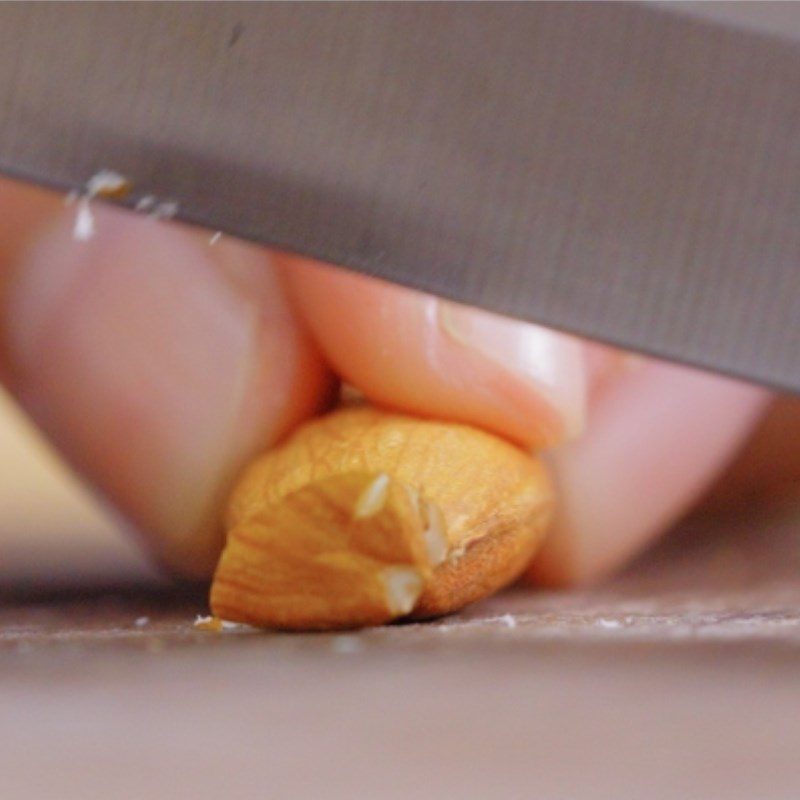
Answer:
[596,618,623,629]
[134,616,150,628]
[499,613,517,629]
[193,614,250,632]
[381,566,424,616]
[85,169,130,198]
[421,500,447,567]
[193,614,219,631]
[434,622,456,633]
[71,169,132,242]
[134,195,180,220]
[331,635,362,654]
[73,199,95,241]
[135,194,157,212]
[208,231,223,245]
[151,200,179,220]
[354,473,391,519]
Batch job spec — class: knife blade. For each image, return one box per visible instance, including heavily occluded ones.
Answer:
[0,2,797,392]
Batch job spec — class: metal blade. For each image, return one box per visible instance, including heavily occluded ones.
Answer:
[0,2,797,392]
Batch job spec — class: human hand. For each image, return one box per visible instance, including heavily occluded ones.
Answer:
[0,177,786,586]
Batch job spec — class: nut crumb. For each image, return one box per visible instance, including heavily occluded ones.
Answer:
[421,499,447,566]
[381,566,424,615]
[71,170,132,242]
[135,195,157,212]
[353,473,390,519]
[134,616,150,628]
[73,199,95,241]
[85,169,131,198]
[219,620,248,631]
[194,614,223,632]
[151,200,179,220]
[331,635,362,654]
[193,614,249,632]
[133,194,179,221]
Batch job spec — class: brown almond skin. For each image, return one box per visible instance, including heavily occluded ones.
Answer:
[411,509,550,619]
[211,406,553,630]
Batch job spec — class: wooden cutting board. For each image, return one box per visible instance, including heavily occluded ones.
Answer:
[2,504,799,800]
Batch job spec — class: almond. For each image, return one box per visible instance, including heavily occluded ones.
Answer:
[210,407,553,630]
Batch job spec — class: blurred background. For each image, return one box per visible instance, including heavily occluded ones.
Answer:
[0,386,157,588]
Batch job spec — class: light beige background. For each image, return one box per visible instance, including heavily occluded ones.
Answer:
[0,389,155,586]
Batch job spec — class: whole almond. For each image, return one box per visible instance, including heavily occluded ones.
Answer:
[210,406,553,630]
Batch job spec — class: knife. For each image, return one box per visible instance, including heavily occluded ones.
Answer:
[0,2,797,392]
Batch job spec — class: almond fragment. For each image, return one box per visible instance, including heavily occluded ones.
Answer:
[380,566,424,615]
[211,471,432,630]
[85,169,132,199]
[420,499,448,567]
[211,407,553,630]
[353,473,391,519]
[194,615,223,632]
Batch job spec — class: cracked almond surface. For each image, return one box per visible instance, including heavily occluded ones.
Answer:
[211,406,553,630]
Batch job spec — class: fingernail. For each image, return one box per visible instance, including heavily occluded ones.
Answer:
[440,302,587,442]
[5,206,259,574]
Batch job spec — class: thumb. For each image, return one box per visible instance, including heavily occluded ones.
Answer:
[0,183,331,577]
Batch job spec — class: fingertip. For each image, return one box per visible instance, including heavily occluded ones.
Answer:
[3,205,331,576]
[279,254,586,449]
[527,361,771,587]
